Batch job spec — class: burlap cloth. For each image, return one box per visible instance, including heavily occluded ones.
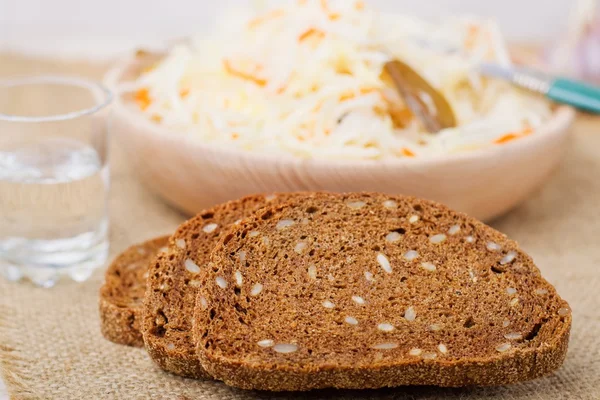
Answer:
[0,54,598,400]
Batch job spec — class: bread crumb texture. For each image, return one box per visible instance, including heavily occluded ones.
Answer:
[195,192,571,391]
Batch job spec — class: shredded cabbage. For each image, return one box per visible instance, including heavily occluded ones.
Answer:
[122,0,552,160]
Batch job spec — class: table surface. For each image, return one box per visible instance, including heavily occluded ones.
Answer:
[0,379,6,400]
[1,53,599,399]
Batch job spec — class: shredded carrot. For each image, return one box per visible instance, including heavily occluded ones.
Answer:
[276,72,296,95]
[324,128,331,136]
[223,59,267,87]
[318,0,341,20]
[339,90,355,102]
[401,148,416,157]
[151,114,162,123]
[355,0,365,10]
[179,88,190,99]
[334,57,353,75]
[372,105,387,117]
[300,120,317,133]
[464,24,480,50]
[484,30,495,59]
[298,28,325,42]
[276,81,289,95]
[494,133,519,144]
[312,100,325,112]
[360,87,378,95]
[276,85,287,95]
[247,9,285,29]
[339,87,378,102]
[134,88,152,110]
[494,127,533,144]
[297,0,307,4]
[231,133,240,140]
[142,65,156,74]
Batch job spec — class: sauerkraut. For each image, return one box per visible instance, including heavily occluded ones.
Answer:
[122,0,552,160]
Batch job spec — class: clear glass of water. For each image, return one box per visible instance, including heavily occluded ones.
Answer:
[0,76,112,287]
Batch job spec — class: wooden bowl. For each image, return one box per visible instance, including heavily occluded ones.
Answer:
[106,56,575,221]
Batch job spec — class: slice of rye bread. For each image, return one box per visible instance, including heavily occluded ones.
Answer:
[99,236,170,347]
[194,192,572,391]
[142,192,308,379]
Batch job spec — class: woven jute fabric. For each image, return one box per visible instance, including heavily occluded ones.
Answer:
[0,54,599,400]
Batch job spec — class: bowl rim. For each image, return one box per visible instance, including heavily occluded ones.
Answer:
[107,59,576,169]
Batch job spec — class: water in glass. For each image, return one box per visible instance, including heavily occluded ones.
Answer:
[0,77,112,287]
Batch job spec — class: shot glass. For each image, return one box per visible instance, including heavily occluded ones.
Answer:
[0,76,112,287]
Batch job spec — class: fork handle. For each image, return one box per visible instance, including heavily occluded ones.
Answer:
[547,78,600,114]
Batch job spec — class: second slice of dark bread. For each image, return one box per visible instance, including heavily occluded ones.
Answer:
[142,193,307,379]
[194,192,571,391]
[100,236,170,347]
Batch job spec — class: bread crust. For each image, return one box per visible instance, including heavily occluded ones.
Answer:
[99,236,170,347]
[201,322,570,390]
[195,192,572,391]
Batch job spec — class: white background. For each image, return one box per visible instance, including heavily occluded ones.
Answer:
[0,0,574,60]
